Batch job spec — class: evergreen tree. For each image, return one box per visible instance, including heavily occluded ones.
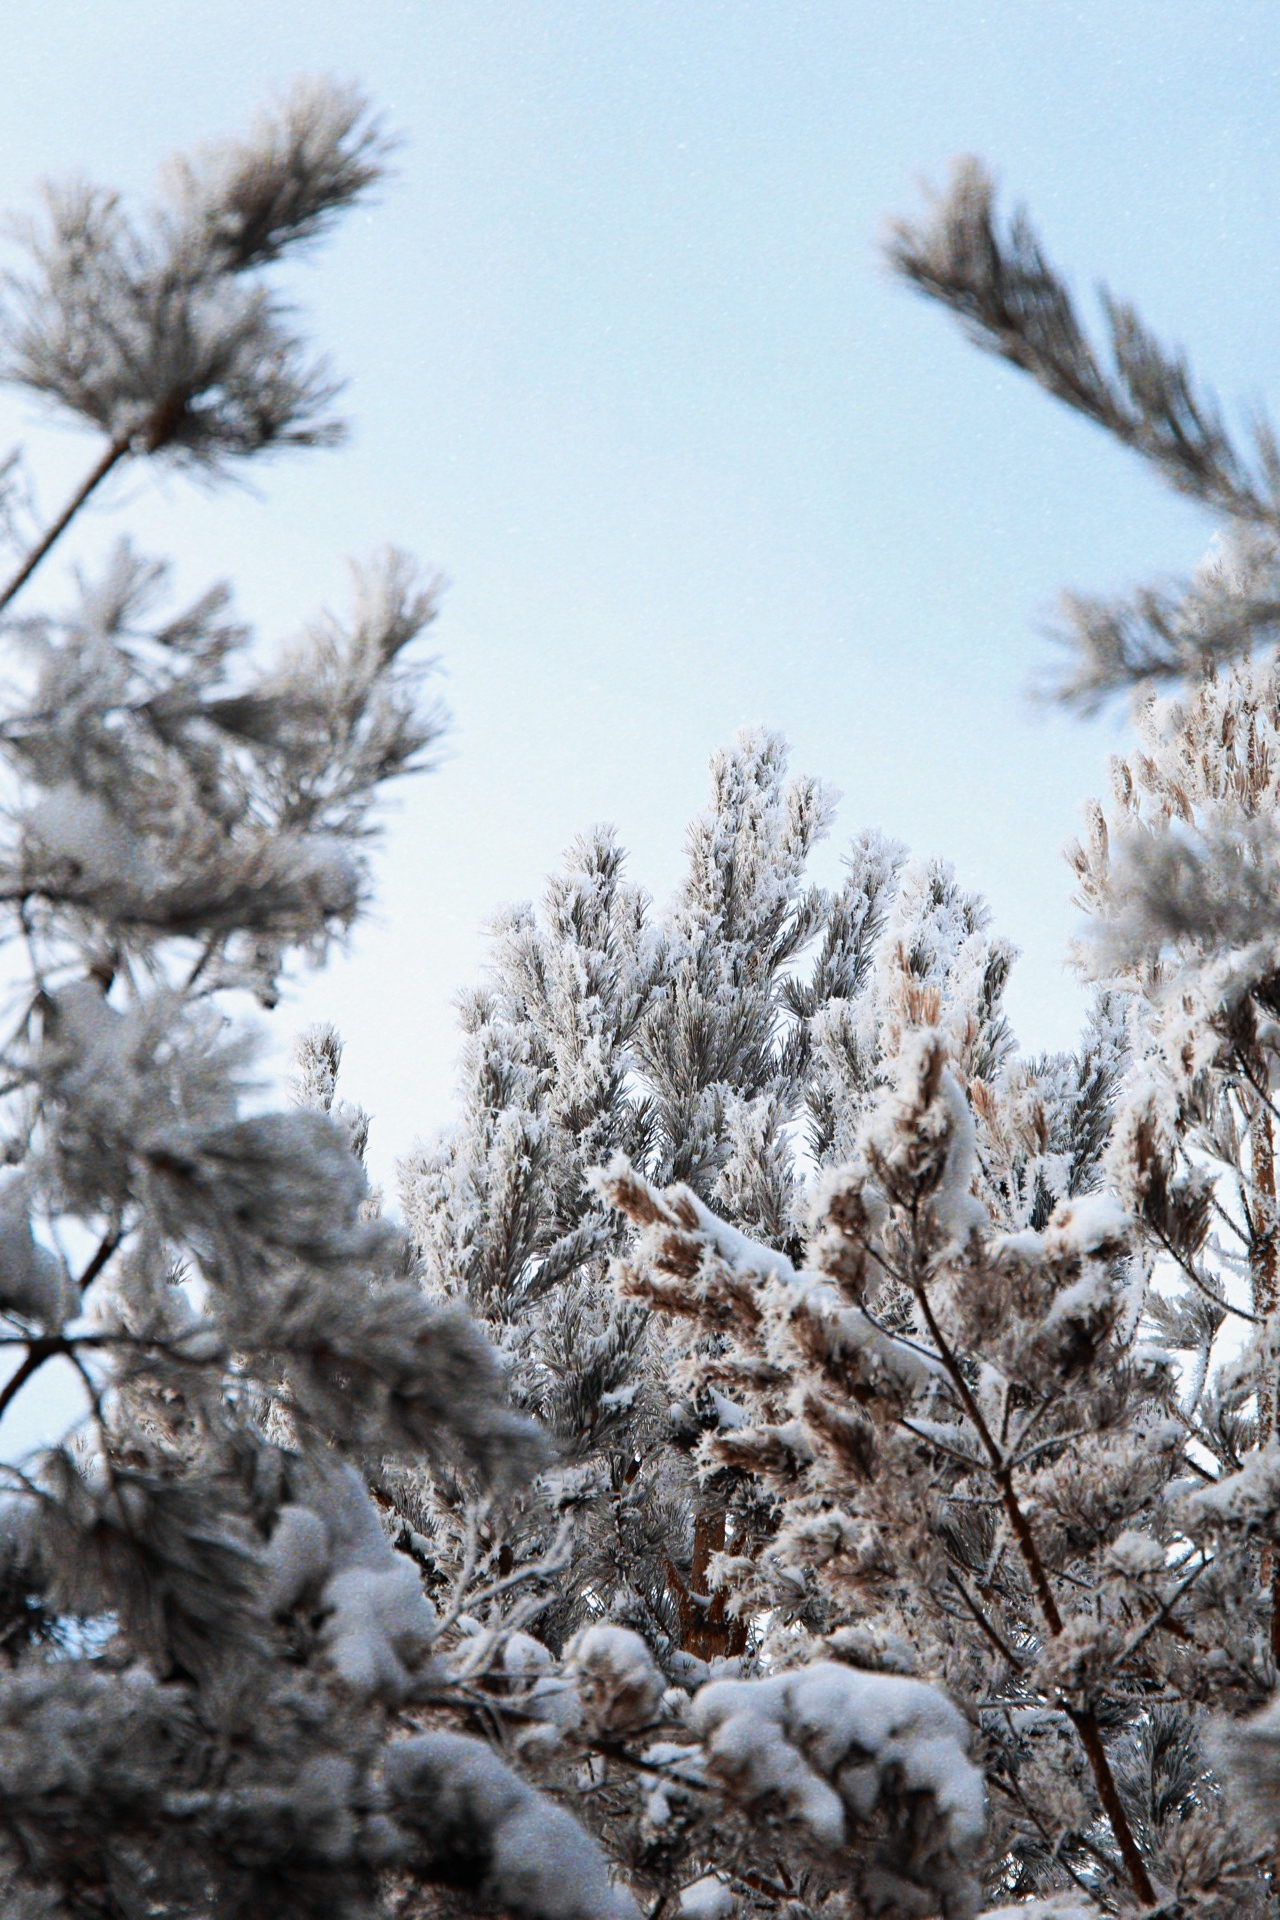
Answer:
[0,85,646,1920]
[397,734,1028,1665]
[884,158,1280,1909]
[399,734,1124,1919]
[389,162,1280,1920]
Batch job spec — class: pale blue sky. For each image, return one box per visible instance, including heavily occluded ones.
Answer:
[1,2,1278,1195]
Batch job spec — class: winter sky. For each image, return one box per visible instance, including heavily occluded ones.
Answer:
[1,2,1278,1196]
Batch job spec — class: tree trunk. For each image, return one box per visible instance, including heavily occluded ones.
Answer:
[1249,1104,1280,1661]
[669,1509,749,1661]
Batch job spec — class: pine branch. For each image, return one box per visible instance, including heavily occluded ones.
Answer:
[889,160,1280,702]
[888,158,1280,531]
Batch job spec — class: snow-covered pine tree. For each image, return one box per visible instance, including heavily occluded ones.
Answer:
[1064,657,1280,1873]
[390,161,1280,1920]
[398,728,1150,1919]
[564,161,1280,1920]
[1067,654,1280,1487]
[541,159,1280,1920]
[397,735,832,1664]
[397,733,1033,1662]
[884,155,1280,1907]
[0,85,663,1920]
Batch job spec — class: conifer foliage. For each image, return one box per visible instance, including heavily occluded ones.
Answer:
[8,80,1280,1920]
[0,83,623,1920]
[391,167,1280,1920]
[398,740,1139,1919]
[397,739,1021,1666]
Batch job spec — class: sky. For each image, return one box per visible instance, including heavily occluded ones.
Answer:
[0,1,1277,1211]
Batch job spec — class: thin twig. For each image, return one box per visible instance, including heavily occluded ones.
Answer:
[912,1273,1157,1906]
[0,436,131,616]
[1116,1556,1210,1668]
[1148,1220,1260,1324]
[1006,1388,1060,1462]
[76,1221,125,1295]
[899,1417,989,1473]
[945,1564,1026,1666]
[1007,1428,1092,1472]
[437,1518,573,1662]
[0,1339,57,1422]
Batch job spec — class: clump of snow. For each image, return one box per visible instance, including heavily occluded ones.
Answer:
[995,1190,1129,1267]
[664,1651,744,1694]
[678,1875,735,1920]
[992,1228,1044,1261]
[644,1778,673,1828]
[542,1460,611,1510]
[525,1676,584,1734]
[928,1063,988,1247]
[261,1464,436,1699]
[566,1624,665,1735]
[502,1630,554,1677]
[708,1387,749,1430]
[860,1033,986,1249]
[384,1729,639,1920]
[1105,1529,1167,1577]
[262,1503,331,1610]
[666,1649,709,1692]
[674,1185,800,1285]
[1043,1191,1129,1256]
[497,1630,581,1740]
[322,1560,435,1696]
[1040,1266,1113,1334]
[0,1179,71,1330]
[24,784,146,894]
[1185,1442,1280,1533]
[823,1623,917,1675]
[781,1273,932,1396]
[977,1903,1094,1920]
[687,1661,982,1904]
[643,1740,708,1772]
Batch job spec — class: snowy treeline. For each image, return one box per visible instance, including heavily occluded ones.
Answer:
[0,84,1279,1920]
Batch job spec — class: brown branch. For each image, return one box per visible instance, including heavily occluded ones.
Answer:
[0,436,131,616]
[1066,1705,1156,1906]
[76,1222,124,1295]
[0,1337,59,1421]
[730,1868,795,1904]
[913,1273,1156,1906]
[913,1281,1066,1632]
[945,1565,1025,1667]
